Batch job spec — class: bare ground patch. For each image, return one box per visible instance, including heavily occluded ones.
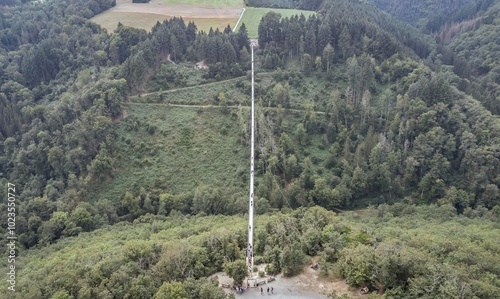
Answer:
[292,257,363,298]
[210,258,366,299]
[92,0,242,32]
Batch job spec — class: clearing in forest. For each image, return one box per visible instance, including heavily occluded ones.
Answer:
[91,0,243,32]
[95,103,248,201]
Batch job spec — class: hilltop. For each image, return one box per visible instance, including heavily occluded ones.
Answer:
[0,0,499,298]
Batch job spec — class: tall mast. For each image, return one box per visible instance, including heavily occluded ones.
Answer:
[247,43,255,275]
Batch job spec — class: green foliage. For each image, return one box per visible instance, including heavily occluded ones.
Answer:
[2,2,500,299]
[257,0,431,66]
[338,244,375,287]
[6,205,498,298]
[255,197,271,214]
[239,8,315,38]
[70,204,94,232]
[224,259,248,285]
[123,240,159,270]
[153,282,188,299]
[445,1,500,114]
[50,290,74,299]
[154,241,209,281]
[97,105,248,202]
[198,281,226,299]
[370,0,494,32]
[280,242,307,277]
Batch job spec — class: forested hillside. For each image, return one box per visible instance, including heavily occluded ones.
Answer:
[0,0,499,298]
[0,0,250,249]
[443,0,500,115]
[2,206,499,298]
[369,0,495,32]
[253,0,500,212]
[367,0,500,115]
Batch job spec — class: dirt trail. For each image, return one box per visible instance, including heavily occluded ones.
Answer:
[129,76,245,99]
[129,70,277,100]
[126,102,327,115]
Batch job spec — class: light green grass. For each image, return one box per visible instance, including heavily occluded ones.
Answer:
[236,7,316,38]
[134,77,250,105]
[96,105,248,202]
[93,71,333,203]
[159,0,244,8]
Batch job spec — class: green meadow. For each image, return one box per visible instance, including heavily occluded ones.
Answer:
[95,104,249,203]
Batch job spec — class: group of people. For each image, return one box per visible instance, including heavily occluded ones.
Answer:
[260,286,274,294]
[231,284,275,296]
[237,286,245,294]
[232,285,245,294]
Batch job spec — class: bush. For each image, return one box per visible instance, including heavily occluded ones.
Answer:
[280,244,307,277]
[224,260,248,286]
[337,244,375,287]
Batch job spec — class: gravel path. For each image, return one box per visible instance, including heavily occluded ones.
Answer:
[233,275,329,299]
[212,259,362,298]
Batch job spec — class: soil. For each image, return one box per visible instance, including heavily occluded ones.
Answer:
[293,257,362,298]
[210,258,364,299]
[111,0,242,19]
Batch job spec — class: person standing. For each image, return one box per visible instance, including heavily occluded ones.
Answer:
[271,287,274,294]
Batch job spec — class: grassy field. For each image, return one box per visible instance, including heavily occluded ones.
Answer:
[91,1,314,35]
[92,12,164,32]
[95,104,249,202]
[236,7,316,37]
[133,77,250,105]
[92,12,238,33]
[158,0,244,7]
[95,73,332,203]
[91,0,243,32]
[187,17,238,32]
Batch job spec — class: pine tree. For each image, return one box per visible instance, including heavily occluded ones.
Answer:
[237,22,249,50]
[317,23,332,53]
[322,43,334,73]
[338,25,352,60]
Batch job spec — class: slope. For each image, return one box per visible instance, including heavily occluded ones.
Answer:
[369,0,495,32]
[2,206,498,298]
[443,0,500,114]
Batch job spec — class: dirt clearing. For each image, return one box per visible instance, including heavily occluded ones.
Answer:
[91,0,242,32]
[212,258,365,299]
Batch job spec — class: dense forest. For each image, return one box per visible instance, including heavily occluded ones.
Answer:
[0,0,499,298]
[4,205,500,298]
[0,0,250,248]
[369,0,495,32]
[365,0,500,115]
[244,0,324,11]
